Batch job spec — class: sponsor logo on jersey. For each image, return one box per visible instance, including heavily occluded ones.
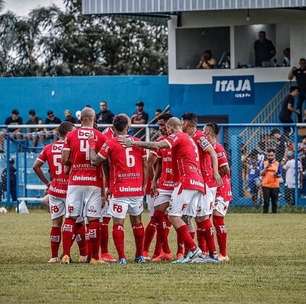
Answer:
[72,176,97,182]
[190,179,204,188]
[52,143,64,153]
[119,186,142,192]
[78,129,94,139]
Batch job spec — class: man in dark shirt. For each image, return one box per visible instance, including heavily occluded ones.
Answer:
[26,110,43,148]
[96,101,114,125]
[279,86,300,135]
[254,31,276,67]
[45,110,61,125]
[288,58,306,122]
[130,101,149,139]
[64,109,77,124]
[5,109,23,132]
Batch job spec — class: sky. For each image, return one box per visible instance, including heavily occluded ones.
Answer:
[3,0,65,16]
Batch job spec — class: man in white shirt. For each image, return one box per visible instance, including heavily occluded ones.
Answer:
[283,152,303,206]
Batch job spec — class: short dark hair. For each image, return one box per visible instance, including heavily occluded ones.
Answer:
[267,148,275,154]
[12,109,19,115]
[158,113,173,122]
[155,109,162,113]
[300,58,306,62]
[259,31,266,35]
[181,112,198,125]
[29,110,36,116]
[58,121,74,138]
[206,123,220,135]
[113,115,129,132]
[270,128,280,136]
[289,86,299,93]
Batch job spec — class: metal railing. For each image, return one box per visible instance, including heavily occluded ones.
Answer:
[1,123,306,210]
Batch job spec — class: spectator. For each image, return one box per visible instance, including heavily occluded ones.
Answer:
[283,151,302,206]
[155,109,162,118]
[45,111,61,125]
[5,109,23,132]
[96,101,114,125]
[247,152,261,207]
[196,50,217,69]
[260,149,282,213]
[26,110,43,148]
[1,158,17,203]
[288,58,306,122]
[269,129,287,162]
[300,144,306,196]
[254,31,276,67]
[64,109,77,124]
[131,101,149,125]
[279,86,300,135]
[282,48,290,67]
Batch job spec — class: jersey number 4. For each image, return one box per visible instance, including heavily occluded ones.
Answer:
[80,140,90,160]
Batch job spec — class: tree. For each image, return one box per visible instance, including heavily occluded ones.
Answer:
[0,0,168,76]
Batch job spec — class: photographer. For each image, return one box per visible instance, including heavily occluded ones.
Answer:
[288,58,306,122]
[260,149,282,213]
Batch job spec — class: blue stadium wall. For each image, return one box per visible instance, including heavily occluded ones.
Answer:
[0,76,284,123]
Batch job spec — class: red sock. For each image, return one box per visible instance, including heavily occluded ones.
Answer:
[176,228,184,256]
[200,219,217,256]
[196,222,208,254]
[100,217,111,254]
[50,226,61,258]
[113,224,125,259]
[87,220,100,260]
[152,210,165,257]
[132,223,145,257]
[162,214,172,254]
[176,225,196,253]
[143,216,157,252]
[74,222,88,257]
[62,218,75,257]
[184,228,196,255]
[213,215,227,257]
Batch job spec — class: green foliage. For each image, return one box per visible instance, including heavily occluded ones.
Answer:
[0,0,168,76]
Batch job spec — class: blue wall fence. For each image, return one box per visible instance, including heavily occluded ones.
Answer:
[0,76,285,123]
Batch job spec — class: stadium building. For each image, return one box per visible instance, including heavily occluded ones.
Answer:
[83,0,306,123]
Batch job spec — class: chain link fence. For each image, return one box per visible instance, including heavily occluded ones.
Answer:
[1,123,305,210]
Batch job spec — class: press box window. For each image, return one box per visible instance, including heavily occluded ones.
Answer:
[176,27,231,70]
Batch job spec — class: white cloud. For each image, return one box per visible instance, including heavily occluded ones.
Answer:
[3,0,65,16]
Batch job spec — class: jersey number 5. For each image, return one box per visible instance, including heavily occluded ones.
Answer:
[53,154,62,175]
[125,147,136,168]
[80,140,90,160]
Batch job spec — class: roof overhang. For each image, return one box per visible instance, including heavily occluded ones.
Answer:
[82,0,306,15]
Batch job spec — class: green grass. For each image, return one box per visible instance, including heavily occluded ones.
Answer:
[0,211,306,304]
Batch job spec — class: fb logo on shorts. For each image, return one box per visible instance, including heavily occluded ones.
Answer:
[68,205,74,213]
[113,204,123,213]
[87,206,97,214]
[50,205,59,214]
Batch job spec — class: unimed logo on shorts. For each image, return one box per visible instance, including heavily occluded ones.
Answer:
[212,75,255,105]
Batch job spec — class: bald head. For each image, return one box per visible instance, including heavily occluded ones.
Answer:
[81,107,95,127]
[166,117,182,134]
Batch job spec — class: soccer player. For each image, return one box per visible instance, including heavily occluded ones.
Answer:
[149,113,174,261]
[61,107,107,264]
[90,114,147,265]
[99,125,116,263]
[204,123,232,262]
[181,113,221,258]
[119,117,213,264]
[33,121,74,263]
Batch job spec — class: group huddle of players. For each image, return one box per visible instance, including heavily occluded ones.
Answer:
[33,107,232,265]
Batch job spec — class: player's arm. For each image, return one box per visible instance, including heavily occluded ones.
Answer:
[152,158,162,193]
[33,160,50,187]
[118,136,170,150]
[62,149,71,166]
[143,157,148,193]
[219,163,230,177]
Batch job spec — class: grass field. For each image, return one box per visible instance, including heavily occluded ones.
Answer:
[0,211,306,304]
